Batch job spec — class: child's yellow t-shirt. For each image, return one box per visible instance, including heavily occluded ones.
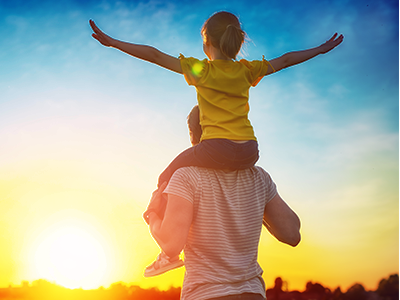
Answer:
[179,55,274,141]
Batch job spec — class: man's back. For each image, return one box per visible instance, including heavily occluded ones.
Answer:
[165,166,277,300]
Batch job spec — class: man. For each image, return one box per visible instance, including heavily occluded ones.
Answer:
[146,106,301,300]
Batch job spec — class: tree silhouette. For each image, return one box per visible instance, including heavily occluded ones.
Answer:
[343,283,367,300]
[377,274,399,300]
[0,273,398,300]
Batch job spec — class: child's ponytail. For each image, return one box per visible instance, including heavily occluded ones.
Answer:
[220,24,245,60]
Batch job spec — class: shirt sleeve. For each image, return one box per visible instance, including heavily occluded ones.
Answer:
[241,56,275,87]
[179,54,208,86]
[163,167,199,204]
[256,166,278,204]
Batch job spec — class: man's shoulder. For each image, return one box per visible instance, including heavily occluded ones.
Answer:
[169,166,276,201]
[170,167,202,186]
[175,166,269,178]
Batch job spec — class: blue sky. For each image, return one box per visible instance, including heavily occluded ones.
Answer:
[0,0,398,292]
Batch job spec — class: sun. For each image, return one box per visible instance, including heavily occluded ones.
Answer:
[34,220,109,289]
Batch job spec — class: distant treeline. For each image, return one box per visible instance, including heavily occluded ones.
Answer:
[265,273,398,300]
[0,273,397,300]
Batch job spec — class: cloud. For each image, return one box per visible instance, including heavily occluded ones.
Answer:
[301,109,396,162]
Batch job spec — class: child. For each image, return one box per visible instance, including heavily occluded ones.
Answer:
[90,11,343,276]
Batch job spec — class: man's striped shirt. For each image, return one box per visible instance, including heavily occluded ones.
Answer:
[164,166,277,300]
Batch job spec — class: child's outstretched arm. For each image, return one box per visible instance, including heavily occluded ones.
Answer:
[268,33,344,74]
[90,20,182,74]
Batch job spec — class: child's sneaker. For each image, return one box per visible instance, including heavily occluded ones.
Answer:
[144,252,184,277]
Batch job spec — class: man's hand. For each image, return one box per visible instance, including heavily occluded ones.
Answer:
[319,33,344,54]
[148,182,168,211]
[143,182,168,224]
[90,20,115,47]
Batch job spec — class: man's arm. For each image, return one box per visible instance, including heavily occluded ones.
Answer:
[90,20,183,74]
[148,192,193,258]
[263,193,301,247]
[267,33,344,74]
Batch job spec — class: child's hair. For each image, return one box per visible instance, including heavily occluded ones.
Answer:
[201,11,245,60]
[187,105,202,145]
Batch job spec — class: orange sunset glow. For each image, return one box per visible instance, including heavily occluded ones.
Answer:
[0,0,398,299]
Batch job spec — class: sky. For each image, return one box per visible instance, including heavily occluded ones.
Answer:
[0,0,398,293]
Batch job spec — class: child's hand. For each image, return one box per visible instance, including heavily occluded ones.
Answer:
[319,33,344,54]
[90,20,115,47]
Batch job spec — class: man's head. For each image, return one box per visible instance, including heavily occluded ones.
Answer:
[187,105,202,146]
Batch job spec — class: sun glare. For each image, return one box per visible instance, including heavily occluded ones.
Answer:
[34,219,109,289]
